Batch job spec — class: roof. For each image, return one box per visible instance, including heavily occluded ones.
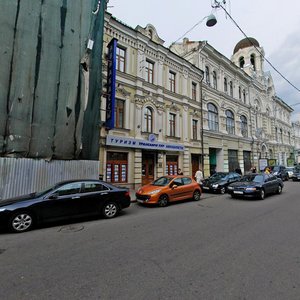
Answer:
[233,37,260,54]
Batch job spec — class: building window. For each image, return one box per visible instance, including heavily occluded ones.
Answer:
[169,71,176,92]
[213,71,217,89]
[205,66,210,85]
[226,110,235,135]
[243,89,246,103]
[144,106,153,133]
[166,155,178,175]
[224,77,228,93]
[239,56,245,68]
[280,128,283,143]
[288,132,291,144]
[240,115,248,137]
[169,113,176,137]
[116,46,126,72]
[192,82,197,101]
[106,152,128,183]
[250,54,256,71]
[239,86,242,100]
[115,99,125,128]
[192,119,198,140]
[207,103,219,131]
[275,127,278,141]
[146,60,154,83]
[229,81,233,97]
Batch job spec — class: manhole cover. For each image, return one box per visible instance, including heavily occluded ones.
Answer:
[58,225,84,233]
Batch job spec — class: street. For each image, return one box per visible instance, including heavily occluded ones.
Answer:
[1,181,300,300]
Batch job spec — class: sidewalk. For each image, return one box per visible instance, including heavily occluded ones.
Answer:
[129,188,137,202]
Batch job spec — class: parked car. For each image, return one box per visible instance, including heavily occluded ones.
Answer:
[201,172,242,194]
[0,180,131,233]
[291,166,300,181]
[227,173,284,200]
[286,167,295,179]
[271,165,289,181]
[135,175,201,207]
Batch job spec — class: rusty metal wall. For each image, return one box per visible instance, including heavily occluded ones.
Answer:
[0,158,99,199]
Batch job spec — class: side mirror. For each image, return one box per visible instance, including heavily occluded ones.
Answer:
[48,193,58,200]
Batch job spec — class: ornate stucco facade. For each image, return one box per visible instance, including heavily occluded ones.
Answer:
[100,13,295,190]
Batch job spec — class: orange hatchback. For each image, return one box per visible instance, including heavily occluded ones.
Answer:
[136,175,202,207]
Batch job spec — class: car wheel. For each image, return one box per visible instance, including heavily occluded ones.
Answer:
[277,185,282,194]
[9,211,34,233]
[102,202,119,218]
[158,194,169,207]
[220,187,226,194]
[193,190,201,201]
[259,189,265,200]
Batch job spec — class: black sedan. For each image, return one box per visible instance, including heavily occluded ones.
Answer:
[201,172,242,194]
[0,180,131,233]
[227,173,284,200]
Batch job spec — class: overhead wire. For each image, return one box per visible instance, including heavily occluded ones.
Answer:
[217,2,300,93]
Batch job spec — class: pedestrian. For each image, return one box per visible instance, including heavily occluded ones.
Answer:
[264,166,270,174]
[177,168,183,175]
[235,166,242,175]
[194,168,204,184]
[251,166,257,173]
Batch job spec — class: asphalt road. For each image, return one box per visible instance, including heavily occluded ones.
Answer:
[1,181,300,300]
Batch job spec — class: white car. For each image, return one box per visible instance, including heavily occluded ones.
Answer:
[286,167,295,179]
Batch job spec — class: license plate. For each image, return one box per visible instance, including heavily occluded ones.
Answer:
[203,187,209,190]
[137,199,144,203]
[234,191,243,194]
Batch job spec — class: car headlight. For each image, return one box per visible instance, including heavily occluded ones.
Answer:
[227,186,233,190]
[0,208,6,212]
[148,189,161,195]
[212,184,219,188]
[245,187,257,191]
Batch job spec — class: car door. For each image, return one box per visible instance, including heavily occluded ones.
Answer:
[268,175,280,193]
[78,182,111,215]
[40,182,83,221]
[168,178,186,201]
[263,175,273,195]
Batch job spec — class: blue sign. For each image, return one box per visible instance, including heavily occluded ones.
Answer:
[106,38,117,129]
[106,135,185,152]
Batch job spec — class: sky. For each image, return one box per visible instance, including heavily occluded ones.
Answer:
[108,0,300,121]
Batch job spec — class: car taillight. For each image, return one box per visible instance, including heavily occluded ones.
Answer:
[125,191,130,197]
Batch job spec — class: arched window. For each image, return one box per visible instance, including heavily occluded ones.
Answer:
[213,71,217,89]
[229,81,233,97]
[226,110,235,134]
[207,103,219,131]
[250,54,256,71]
[205,66,210,85]
[239,56,245,68]
[144,106,153,133]
[224,77,228,93]
[240,115,248,137]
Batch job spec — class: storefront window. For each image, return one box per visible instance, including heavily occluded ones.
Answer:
[106,152,128,183]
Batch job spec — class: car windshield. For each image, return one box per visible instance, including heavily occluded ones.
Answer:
[152,177,173,186]
[272,166,280,172]
[241,174,264,183]
[210,173,228,180]
[34,184,61,197]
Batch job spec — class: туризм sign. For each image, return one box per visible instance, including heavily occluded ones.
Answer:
[106,135,185,151]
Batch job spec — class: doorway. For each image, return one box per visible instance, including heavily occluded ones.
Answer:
[191,154,202,178]
[142,153,155,185]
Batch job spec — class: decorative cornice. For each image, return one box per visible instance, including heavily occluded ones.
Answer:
[134,95,165,110]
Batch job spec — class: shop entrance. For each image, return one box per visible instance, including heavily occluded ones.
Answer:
[142,153,155,185]
[191,154,202,178]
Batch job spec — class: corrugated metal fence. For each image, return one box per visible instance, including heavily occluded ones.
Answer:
[0,158,99,199]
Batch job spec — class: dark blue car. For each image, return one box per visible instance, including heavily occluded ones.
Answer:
[227,173,284,200]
